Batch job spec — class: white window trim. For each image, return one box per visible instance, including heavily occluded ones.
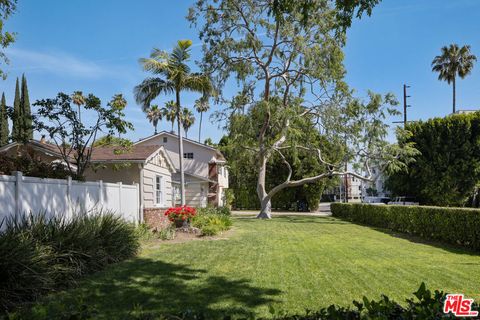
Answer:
[155,175,164,207]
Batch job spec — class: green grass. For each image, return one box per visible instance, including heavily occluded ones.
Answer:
[24,216,480,318]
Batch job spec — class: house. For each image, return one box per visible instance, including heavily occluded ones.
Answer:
[134,131,229,207]
[324,173,363,203]
[0,133,229,226]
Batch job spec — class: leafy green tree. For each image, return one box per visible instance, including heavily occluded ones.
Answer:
[431,44,477,114]
[11,76,20,141]
[20,74,33,140]
[146,105,163,134]
[189,0,416,218]
[33,92,133,178]
[0,0,17,80]
[180,107,195,138]
[0,92,8,145]
[134,40,213,205]
[386,113,480,206]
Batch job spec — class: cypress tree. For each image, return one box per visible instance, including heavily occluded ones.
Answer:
[20,74,33,140]
[0,93,9,146]
[11,77,22,142]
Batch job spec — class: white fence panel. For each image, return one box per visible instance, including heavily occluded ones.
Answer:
[0,172,140,229]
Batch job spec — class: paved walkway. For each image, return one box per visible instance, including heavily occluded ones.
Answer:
[232,202,332,217]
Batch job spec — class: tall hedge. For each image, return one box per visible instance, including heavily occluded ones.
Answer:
[386,112,480,206]
[331,203,480,251]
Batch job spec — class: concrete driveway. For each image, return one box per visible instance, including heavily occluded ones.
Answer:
[232,202,332,217]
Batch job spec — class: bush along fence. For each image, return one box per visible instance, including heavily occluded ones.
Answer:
[0,172,140,228]
[0,212,139,313]
[331,203,480,251]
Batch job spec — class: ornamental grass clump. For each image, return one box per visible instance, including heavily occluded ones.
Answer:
[0,211,139,312]
[164,206,197,227]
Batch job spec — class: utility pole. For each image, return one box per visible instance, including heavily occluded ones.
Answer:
[394,84,411,128]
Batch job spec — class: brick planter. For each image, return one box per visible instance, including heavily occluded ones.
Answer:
[143,208,171,230]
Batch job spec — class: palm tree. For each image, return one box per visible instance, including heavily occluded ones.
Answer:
[180,107,195,138]
[146,105,163,134]
[134,39,212,205]
[432,44,477,114]
[194,96,209,142]
[163,100,177,132]
[71,91,85,122]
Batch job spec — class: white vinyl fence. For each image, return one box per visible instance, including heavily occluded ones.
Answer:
[0,172,140,228]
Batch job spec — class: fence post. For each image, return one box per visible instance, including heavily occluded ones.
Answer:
[67,176,72,219]
[134,183,140,225]
[118,182,122,214]
[99,180,104,211]
[14,171,23,216]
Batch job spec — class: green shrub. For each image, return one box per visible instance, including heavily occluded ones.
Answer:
[191,208,233,236]
[156,225,176,240]
[331,203,480,251]
[0,212,139,312]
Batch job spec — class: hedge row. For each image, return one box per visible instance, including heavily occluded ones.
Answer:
[331,203,480,251]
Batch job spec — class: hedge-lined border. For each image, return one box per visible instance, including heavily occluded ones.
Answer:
[331,203,480,251]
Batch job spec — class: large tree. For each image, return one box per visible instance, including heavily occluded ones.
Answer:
[195,95,209,142]
[33,92,133,178]
[11,76,20,141]
[20,74,33,140]
[189,0,416,218]
[431,44,477,114]
[180,107,195,138]
[134,40,212,205]
[0,92,8,145]
[146,104,163,134]
[0,0,17,80]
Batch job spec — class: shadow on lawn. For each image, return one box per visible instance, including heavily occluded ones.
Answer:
[53,258,281,318]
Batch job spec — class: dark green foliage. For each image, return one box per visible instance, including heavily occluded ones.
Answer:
[331,203,480,251]
[11,77,20,141]
[0,153,81,180]
[0,92,8,145]
[386,112,480,206]
[20,74,32,140]
[191,207,233,236]
[0,212,139,312]
[8,283,477,319]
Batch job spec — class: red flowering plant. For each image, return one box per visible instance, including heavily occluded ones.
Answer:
[164,205,197,227]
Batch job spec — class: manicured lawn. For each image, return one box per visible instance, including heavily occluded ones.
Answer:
[28,216,480,318]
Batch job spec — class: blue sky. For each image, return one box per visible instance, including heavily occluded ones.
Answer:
[1,0,479,143]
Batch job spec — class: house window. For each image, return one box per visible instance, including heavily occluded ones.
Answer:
[163,137,167,143]
[183,152,194,159]
[155,175,163,206]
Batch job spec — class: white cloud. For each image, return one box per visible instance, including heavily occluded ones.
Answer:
[6,48,123,79]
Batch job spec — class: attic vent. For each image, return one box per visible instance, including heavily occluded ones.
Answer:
[163,137,167,143]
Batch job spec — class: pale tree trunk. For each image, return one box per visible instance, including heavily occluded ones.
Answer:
[198,111,203,143]
[176,90,186,206]
[452,76,456,114]
[256,153,272,219]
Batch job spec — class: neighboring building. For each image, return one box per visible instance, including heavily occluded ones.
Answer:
[134,131,229,207]
[361,166,389,198]
[324,173,363,203]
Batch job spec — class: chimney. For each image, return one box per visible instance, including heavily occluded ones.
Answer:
[40,135,46,144]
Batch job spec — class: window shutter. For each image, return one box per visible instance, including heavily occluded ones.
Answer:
[161,175,166,206]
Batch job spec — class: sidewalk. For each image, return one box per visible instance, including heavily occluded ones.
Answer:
[232,202,332,217]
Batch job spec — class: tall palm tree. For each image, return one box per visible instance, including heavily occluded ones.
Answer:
[71,91,85,122]
[432,44,477,114]
[134,39,212,205]
[163,100,177,132]
[146,105,163,134]
[180,107,195,138]
[194,96,209,142]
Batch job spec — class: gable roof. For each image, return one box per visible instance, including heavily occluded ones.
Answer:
[134,130,226,161]
[0,139,176,172]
